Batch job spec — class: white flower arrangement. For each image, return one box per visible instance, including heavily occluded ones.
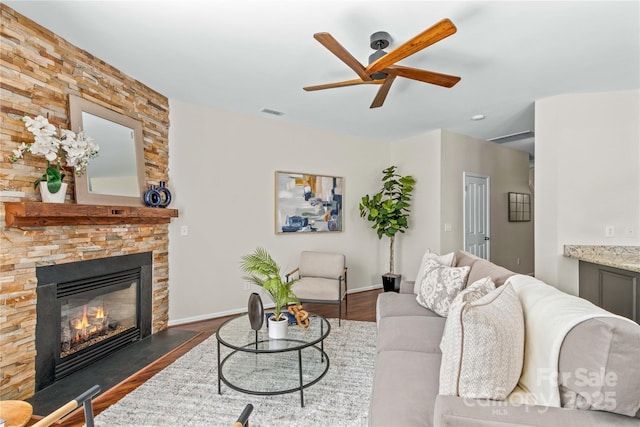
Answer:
[12,115,100,194]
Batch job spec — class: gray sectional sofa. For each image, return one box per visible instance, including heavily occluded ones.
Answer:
[369,250,640,427]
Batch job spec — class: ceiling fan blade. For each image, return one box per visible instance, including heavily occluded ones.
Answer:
[388,65,461,88]
[313,32,372,81]
[370,75,397,108]
[365,18,457,74]
[304,78,382,91]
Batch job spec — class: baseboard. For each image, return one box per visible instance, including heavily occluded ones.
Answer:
[348,283,383,293]
[168,285,382,327]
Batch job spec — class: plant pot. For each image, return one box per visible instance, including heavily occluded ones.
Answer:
[39,182,67,203]
[382,273,402,292]
[268,314,288,339]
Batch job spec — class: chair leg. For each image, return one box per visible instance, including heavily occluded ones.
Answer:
[338,299,342,326]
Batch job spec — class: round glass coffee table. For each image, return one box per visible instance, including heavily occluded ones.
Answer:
[216,313,330,407]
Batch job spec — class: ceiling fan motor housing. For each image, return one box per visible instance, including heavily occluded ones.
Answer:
[369,31,391,80]
[369,31,391,49]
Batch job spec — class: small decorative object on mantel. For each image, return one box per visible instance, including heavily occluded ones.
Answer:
[11,115,99,204]
[157,181,172,208]
[247,292,264,331]
[143,185,161,207]
[143,181,172,208]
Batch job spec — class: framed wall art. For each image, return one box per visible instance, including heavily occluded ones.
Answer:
[275,171,343,233]
[508,192,531,222]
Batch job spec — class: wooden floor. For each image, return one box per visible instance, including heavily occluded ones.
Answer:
[41,288,382,426]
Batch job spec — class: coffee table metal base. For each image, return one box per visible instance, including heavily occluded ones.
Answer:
[217,340,329,407]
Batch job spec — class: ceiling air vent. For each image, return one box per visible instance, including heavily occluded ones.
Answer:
[488,130,534,144]
[261,108,284,117]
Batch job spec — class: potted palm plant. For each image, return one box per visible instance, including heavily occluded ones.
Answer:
[359,166,416,292]
[240,247,299,338]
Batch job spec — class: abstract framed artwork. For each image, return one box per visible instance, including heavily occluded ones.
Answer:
[275,171,343,233]
[508,192,531,222]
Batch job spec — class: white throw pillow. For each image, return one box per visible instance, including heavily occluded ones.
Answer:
[413,251,456,294]
[415,259,470,316]
[439,283,524,400]
[439,276,495,352]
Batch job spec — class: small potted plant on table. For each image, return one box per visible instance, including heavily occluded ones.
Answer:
[240,247,299,338]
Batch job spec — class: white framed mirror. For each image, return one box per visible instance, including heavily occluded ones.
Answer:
[69,95,146,206]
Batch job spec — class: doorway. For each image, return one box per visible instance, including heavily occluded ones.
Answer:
[463,173,490,259]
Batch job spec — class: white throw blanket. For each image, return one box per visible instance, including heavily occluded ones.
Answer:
[506,274,634,408]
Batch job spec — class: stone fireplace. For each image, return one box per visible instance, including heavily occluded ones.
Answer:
[34,253,153,391]
[0,4,172,400]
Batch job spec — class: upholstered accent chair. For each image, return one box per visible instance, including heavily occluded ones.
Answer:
[286,251,347,325]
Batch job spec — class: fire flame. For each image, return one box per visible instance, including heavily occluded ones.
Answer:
[73,306,90,330]
[95,306,105,319]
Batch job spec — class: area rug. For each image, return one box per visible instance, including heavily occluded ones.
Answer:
[93,319,376,427]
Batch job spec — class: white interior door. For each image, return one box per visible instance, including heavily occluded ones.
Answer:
[464,173,490,259]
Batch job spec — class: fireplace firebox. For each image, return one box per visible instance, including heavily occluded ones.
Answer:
[35,252,152,391]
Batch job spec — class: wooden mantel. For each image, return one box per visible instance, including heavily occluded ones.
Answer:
[4,202,179,227]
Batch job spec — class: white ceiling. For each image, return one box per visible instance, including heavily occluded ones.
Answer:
[5,1,640,147]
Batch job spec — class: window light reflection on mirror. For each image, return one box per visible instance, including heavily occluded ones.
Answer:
[81,112,140,197]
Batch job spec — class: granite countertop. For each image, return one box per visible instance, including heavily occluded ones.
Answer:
[564,245,640,273]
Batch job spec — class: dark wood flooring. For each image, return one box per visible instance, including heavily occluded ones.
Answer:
[35,288,382,426]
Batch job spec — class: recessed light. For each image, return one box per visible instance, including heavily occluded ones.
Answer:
[471,114,485,121]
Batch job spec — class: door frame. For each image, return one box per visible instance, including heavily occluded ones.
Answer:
[463,172,491,259]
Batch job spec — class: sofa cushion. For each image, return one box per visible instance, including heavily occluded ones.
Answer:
[413,251,456,294]
[416,260,470,316]
[434,394,640,427]
[466,258,514,287]
[377,315,446,353]
[454,250,482,269]
[439,283,524,400]
[559,316,640,417]
[376,292,441,323]
[370,351,442,427]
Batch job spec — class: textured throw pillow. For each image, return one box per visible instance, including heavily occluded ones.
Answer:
[439,276,495,352]
[413,251,456,294]
[439,283,524,400]
[415,259,470,316]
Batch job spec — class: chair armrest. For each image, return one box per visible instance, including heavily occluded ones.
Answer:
[285,267,299,281]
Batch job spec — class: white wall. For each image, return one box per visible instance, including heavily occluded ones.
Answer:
[167,99,388,324]
[535,90,640,294]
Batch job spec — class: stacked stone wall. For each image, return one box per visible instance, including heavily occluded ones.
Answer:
[0,4,171,399]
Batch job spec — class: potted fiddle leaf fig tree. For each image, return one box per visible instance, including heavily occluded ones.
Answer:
[240,247,299,338]
[359,165,416,292]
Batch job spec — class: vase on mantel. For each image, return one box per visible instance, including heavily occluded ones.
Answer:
[39,182,67,203]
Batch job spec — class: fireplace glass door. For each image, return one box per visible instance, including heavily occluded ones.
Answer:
[60,281,137,359]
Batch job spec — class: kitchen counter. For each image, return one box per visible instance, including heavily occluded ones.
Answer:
[564,245,640,273]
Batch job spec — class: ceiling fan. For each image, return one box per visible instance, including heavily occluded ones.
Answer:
[303,18,461,108]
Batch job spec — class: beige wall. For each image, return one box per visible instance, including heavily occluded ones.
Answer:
[167,99,389,324]
[535,90,640,295]
[386,128,533,284]
[390,130,442,281]
[439,130,534,274]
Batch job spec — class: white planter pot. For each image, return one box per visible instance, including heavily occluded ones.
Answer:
[268,315,288,339]
[39,182,67,203]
